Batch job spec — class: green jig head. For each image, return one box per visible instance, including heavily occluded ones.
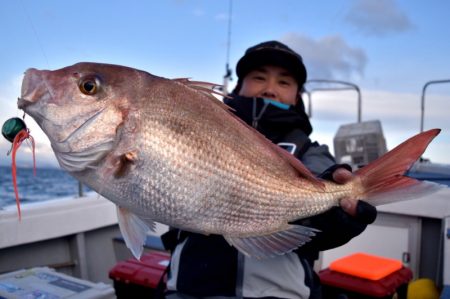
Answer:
[2,117,27,143]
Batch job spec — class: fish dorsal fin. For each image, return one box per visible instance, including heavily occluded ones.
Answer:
[172,78,230,99]
[116,206,155,260]
[225,224,319,259]
[228,112,324,188]
[265,139,324,188]
[172,78,323,188]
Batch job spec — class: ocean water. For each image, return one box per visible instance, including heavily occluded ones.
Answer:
[0,165,91,209]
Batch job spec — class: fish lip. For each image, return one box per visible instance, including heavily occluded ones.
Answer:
[17,97,33,110]
[19,68,52,111]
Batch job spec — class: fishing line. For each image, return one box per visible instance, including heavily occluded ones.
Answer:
[3,1,55,218]
[19,0,54,100]
[17,0,56,111]
[16,0,56,108]
[18,0,50,68]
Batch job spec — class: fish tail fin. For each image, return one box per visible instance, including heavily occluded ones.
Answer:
[354,129,443,206]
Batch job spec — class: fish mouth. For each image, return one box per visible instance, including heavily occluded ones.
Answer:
[18,68,52,112]
[18,97,33,110]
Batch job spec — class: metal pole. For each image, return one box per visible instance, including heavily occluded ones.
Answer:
[304,90,312,118]
[356,85,362,123]
[222,0,233,99]
[420,79,450,132]
[78,181,83,197]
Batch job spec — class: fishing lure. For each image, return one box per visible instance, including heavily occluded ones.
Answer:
[2,117,36,219]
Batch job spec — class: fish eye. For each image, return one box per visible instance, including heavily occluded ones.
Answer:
[78,76,101,95]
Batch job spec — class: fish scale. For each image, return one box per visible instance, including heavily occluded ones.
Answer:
[137,113,339,230]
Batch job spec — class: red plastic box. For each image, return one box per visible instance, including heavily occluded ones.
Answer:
[319,266,412,298]
[109,251,170,298]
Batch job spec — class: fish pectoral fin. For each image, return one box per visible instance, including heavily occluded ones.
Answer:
[224,225,319,259]
[116,206,155,260]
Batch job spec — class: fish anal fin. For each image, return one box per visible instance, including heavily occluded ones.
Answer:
[225,225,319,259]
[116,206,155,260]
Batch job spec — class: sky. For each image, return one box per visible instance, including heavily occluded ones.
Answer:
[1,0,450,168]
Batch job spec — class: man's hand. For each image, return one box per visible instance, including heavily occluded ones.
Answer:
[330,166,377,224]
[295,164,377,256]
[331,167,358,216]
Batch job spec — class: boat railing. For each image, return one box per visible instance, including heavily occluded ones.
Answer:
[420,79,450,132]
[303,79,362,123]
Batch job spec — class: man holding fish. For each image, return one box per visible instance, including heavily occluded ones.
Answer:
[162,41,377,299]
[18,40,440,299]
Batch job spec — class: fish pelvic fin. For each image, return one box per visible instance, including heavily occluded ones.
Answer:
[224,224,319,259]
[354,129,444,206]
[116,206,156,260]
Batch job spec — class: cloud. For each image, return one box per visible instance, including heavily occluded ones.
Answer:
[306,89,447,129]
[345,0,413,36]
[305,88,450,164]
[280,33,367,80]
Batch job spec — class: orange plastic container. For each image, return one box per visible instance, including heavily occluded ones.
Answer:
[319,267,412,298]
[329,252,403,281]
